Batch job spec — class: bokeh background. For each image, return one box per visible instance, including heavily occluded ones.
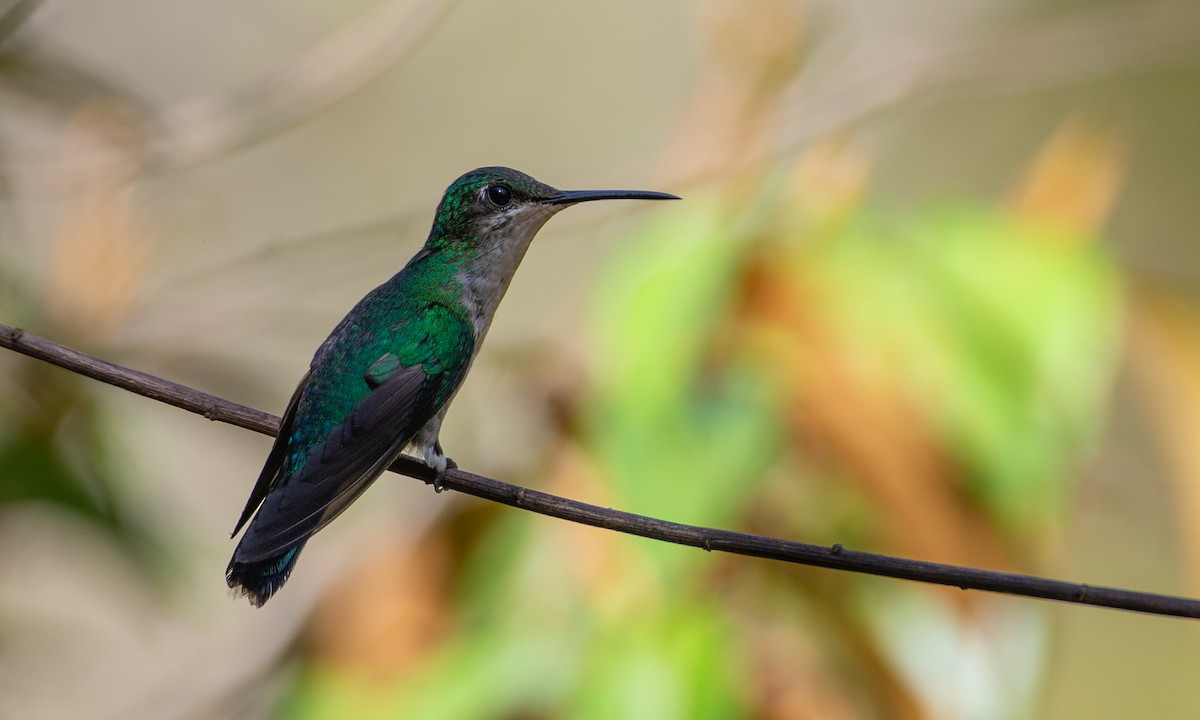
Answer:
[2,0,1199,717]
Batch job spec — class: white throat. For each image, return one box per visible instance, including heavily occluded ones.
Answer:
[457,203,561,343]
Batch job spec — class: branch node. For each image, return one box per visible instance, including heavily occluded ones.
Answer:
[3,321,1200,620]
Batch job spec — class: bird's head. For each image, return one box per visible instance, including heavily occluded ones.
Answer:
[427,166,677,258]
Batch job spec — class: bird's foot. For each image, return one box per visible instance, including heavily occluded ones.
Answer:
[432,456,457,493]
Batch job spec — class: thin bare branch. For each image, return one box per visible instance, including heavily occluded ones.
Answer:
[2,321,1197,620]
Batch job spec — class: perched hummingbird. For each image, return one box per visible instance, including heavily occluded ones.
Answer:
[227,166,677,606]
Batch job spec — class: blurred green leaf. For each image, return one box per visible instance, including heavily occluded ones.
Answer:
[812,204,1122,535]
[585,201,782,557]
[570,604,745,720]
[0,366,154,562]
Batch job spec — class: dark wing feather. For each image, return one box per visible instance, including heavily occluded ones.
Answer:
[232,364,432,562]
[230,370,310,537]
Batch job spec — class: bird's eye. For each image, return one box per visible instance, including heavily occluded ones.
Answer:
[487,184,512,207]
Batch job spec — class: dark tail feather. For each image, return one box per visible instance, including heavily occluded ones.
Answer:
[226,542,307,607]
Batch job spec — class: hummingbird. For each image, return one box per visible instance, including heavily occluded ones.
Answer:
[227,166,677,606]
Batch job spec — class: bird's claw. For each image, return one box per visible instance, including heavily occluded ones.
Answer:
[432,456,457,493]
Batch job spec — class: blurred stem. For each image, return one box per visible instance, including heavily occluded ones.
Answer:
[0,0,456,189]
[0,0,41,45]
[661,0,1200,187]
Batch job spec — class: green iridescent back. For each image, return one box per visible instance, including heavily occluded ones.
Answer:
[283,249,474,476]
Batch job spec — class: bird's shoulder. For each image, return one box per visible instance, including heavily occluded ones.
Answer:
[315,262,472,366]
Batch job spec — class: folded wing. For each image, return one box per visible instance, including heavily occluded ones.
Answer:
[232,364,431,562]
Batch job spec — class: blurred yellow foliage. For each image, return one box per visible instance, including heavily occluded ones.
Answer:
[44,105,153,345]
[1011,119,1127,235]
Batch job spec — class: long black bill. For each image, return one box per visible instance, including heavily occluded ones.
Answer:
[545,189,680,205]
